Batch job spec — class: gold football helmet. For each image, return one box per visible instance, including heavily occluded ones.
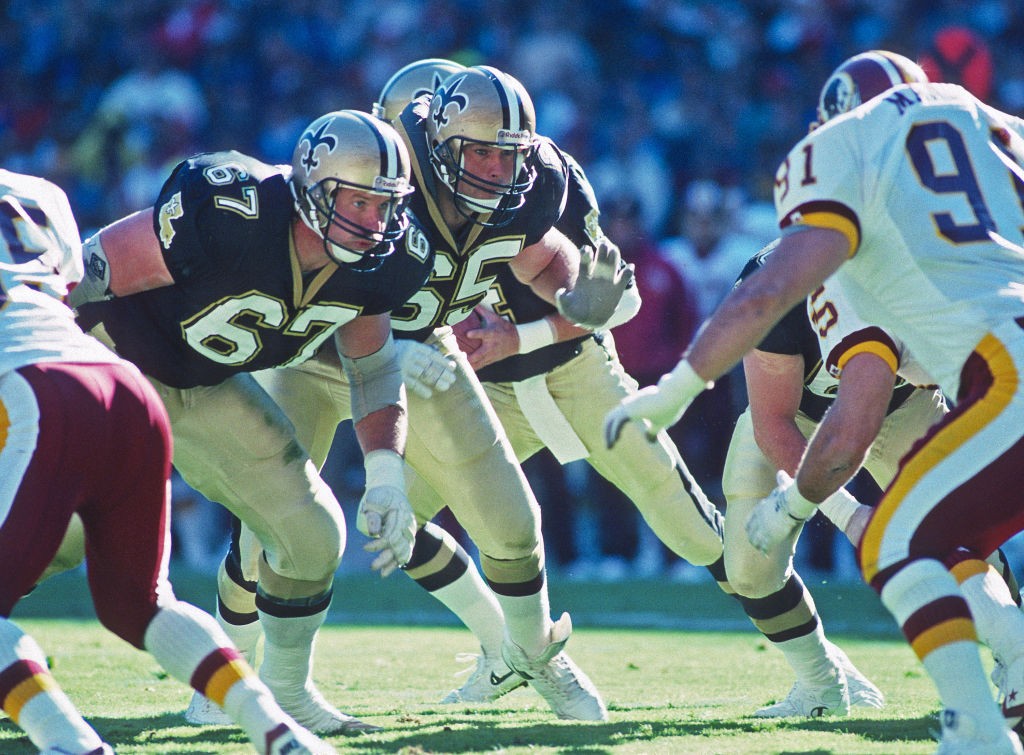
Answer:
[372,58,466,122]
[290,109,414,268]
[426,65,539,226]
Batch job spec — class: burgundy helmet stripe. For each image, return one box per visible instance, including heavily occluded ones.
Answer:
[843,56,903,102]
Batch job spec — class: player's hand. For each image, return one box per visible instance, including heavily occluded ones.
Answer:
[556,238,635,329]
[465,305,518,369]
[396,339,456,399]
[745,471,817,556]
[356,485,417,577]
[603,360,711,448]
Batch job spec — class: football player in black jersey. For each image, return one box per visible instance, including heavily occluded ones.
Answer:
[68,110,431,735]
[224,65,632,722]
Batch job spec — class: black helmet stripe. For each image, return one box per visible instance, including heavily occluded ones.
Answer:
[350,109,394,178]
[482,67,519,132]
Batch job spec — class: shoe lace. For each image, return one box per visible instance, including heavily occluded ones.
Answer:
[452,652,482,679]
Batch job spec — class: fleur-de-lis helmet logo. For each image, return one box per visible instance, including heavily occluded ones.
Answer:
[299,120,338,172]
[412,71,450,103]
[431,75,469,130]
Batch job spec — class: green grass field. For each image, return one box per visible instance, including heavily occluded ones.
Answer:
[2,566,960,754]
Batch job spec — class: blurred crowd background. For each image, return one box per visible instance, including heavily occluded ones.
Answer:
[6,0,1021,581]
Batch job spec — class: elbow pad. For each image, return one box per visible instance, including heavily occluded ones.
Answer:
[341,332,406,424]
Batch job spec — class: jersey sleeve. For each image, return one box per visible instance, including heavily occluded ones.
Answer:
[521,139,569,247]
[151,151,277,284]
[811,275,900,378]
[555,150,602,248]
[773,120,866,258]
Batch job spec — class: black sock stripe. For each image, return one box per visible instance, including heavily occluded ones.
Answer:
[217,596,258,626]
[255,588,333,618]
[484,570,546,597]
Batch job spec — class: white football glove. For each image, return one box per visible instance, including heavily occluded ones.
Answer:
[603,360,712,448]
[356,451,417,578]
[556,238,635,329]
[396,339,456,399]
[745,470,818,556]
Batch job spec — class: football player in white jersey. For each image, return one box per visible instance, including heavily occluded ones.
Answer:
[0,170,334,755]
[604,50,1024,753]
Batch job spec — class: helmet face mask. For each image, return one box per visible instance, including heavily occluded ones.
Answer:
[817,50,929,125]
[372,58,466,121]
[426,66,539,227]
[290,110,413,270]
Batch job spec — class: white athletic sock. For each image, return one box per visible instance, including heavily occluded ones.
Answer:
[496,591,551,658]
[258,608,325,692]
[0,619,103,753]
[881,559,1004,729]
[217,605,263,668]
[958,564,1024,665]
[144,601,289,753]
[433,567,506,658]
[775,625,837,687]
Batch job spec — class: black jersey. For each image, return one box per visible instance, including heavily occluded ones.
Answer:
[389,100,568,342]
[78,150,432,388]
[738,249,913,422]
[476,149,600,383]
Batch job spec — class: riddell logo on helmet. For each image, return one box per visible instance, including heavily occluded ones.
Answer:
[373,176,409,192]
[497,129,530,146]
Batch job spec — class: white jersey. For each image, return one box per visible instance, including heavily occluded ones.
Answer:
[0,169,119,373]
[774,82,1024,399]
[809,273,936,392]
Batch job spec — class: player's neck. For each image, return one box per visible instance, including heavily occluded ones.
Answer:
[291,218,332,272]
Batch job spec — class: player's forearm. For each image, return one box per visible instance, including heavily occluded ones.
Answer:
[353,404,407,457]
[796,422,868,502]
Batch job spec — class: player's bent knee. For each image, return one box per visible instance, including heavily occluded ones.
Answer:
[480,546,544,588]
[262,489,345,582]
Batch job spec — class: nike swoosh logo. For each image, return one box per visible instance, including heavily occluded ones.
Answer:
[490,669,517,686]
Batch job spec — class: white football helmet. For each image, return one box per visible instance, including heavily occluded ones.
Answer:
[817,50,929,125]
[426,65,539,226]
[372,58,467,122]
[290,109,414,269]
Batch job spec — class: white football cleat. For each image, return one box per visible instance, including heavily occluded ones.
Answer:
[265,722,339,755]
[40,747,114,755]
[997,654,1024,730]
[440,651,527,703]
[754,678,850,718]
[501,612,608,721]
[827,643,885,710]
[934,709,1023,754]
[260,677,380,734]
[184,691,233,725]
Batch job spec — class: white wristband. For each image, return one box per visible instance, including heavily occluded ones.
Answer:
[660,360,714,395]
[817,487,861,531]
[785,479,819,520]
[516,318,557,354]
[363,449,405,492]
